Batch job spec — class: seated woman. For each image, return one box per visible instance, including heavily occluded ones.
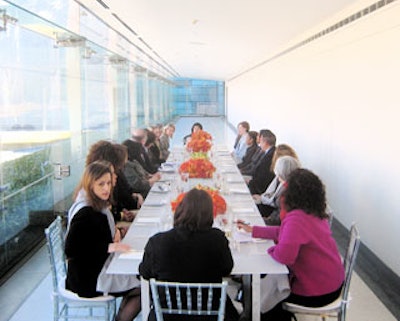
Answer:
[231,121,250,164]
[237,169,345,321]
[139,188,239,321]
[65,161,141,321]
[183,122,203,145]
[237,130,259,169]
[252,155,300,225]
[159,123,175,161]
[86,140,144,224]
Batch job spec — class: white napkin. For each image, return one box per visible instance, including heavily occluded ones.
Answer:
[143,200,167,207]
[119,250,144,260]
[232,208,254,214]
[135,217,161,224]
[229,188,248,194]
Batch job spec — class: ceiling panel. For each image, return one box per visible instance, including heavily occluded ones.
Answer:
[79,0,359,80]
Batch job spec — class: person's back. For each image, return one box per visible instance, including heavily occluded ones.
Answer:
[139,188,238,321]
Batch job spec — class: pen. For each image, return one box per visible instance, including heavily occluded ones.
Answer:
[236,220,250,225]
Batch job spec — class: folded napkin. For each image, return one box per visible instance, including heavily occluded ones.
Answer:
[143,199,167,207]
[221,169,238,174]
[229,188,249,194]
[232,207,255,214]
[226,177,243,183]
[119,250,144,260]
[135,217,161,224]
[151,184,170,193]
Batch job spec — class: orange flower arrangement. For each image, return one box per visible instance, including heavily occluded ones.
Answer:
[171,185,227,218]
[186,130,212,152]
[179,157,216,178]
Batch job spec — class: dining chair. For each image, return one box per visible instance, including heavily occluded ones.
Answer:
[326,204,334,227]
[44,216,116,321]
[282,223,361,321]
[149,278,228,321]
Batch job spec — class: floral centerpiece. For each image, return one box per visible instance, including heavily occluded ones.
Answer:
[186,130,212,153]
[171,185,227,218]
[179,157,216,178]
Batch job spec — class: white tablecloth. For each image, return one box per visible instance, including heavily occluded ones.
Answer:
[107,145,289,320]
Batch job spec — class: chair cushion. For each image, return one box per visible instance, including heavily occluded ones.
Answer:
[58,277,115,302]
[283,296,343,315]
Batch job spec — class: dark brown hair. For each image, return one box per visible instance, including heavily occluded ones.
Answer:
[86,140,128,172]
[174,188,214,231]
[283,168,328,219]
[74,160,113,212]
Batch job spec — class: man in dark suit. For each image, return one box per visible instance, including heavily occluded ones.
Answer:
[247,129,276,195]
[122,128,158,174]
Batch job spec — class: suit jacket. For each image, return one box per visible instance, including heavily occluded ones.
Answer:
[65,206,112,298]
[238,144,260,169]
[248,146,276,195]
[112,172,138,220]
[240,147,264,176]
[122,139,158,174]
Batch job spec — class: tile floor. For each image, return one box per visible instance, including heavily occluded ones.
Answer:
[0,116,397,321]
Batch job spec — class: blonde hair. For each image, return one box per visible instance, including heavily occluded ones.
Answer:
[271,144,299,171]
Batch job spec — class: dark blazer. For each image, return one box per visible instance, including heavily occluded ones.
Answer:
[238,144,260,170]
[139,227,237,321]
[112,171,138,221]
[139,227,233,283]
[65,206,112,298]
[122,139,158,174]
[248,146,276,195]
[240,147,264,176]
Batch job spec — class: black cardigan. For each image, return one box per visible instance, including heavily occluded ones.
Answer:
[65,206,112,297]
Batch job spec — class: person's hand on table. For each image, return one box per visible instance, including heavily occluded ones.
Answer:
[252,194,261,204]
[236,219,253,233]
[149,173,161,185]
[120,209,137,222]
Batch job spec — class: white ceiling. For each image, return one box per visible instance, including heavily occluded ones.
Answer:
[80,0,358,80]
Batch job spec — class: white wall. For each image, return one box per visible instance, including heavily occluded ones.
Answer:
[226,1,400,275]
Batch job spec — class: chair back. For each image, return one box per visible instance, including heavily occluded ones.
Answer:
[341,223,361,305]
[326,204,334,227]
[150,278,228,321]
[44,215,67,293]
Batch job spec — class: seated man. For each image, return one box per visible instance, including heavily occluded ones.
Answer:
[122,128,159,174]
[247,129,276,195]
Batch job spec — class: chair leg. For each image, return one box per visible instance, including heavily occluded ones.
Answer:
[239,275,252,321]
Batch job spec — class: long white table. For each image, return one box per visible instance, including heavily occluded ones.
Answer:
[107,146,288,321]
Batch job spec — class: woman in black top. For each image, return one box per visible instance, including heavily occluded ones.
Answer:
[139,188,238,321]
[65,161,141,321]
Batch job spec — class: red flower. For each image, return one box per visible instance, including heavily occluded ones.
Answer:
[171,185,226,217]
[179,158,216,178]
[186,130,212,152]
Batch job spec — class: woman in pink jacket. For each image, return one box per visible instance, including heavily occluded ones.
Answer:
[237,168,344,321]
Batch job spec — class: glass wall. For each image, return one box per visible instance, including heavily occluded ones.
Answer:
[173,78,225,116]
[0,0,175,281]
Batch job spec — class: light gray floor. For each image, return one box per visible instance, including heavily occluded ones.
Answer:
[0,116,396,321]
